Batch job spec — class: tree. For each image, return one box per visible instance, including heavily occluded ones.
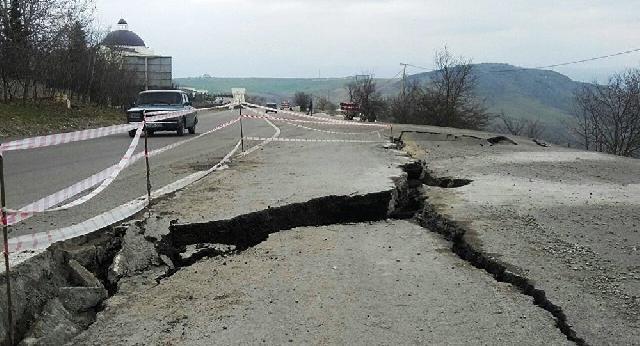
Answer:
[385,47,490,130]
[316,97,336,113]
[573,70,640,157]
[294,92,311,112]
[346,75,385,122]
[495,112,546,138]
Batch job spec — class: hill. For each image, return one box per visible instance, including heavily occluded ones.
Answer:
[175,64,588,142]
[174,76,354,102]
[401,63,586,141]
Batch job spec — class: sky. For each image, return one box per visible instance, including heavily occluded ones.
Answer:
[95,0,640,82]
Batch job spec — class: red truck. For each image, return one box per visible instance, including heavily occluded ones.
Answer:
[340,102,360,120]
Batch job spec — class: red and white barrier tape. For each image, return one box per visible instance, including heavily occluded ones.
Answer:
[7,114,275,253]
[241,114,379,128]
[7,139,243,253]
[2,116,241,226]
[243,102,390,128]
[245,136,380,143]
[251,111,381,135]
[2,122,145,225]
[0,106,227,154]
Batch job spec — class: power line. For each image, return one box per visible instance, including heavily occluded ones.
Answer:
[377,70,404,89]
[402,63,432,71]
[493,47,640,73]
[399,47,640,74]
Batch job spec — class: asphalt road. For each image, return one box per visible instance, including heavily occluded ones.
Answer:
[3,109,277,238]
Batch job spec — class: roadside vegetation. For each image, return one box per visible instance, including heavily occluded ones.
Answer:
[0,0,139,137]
[571,70,640,157]
[0,101,124,138]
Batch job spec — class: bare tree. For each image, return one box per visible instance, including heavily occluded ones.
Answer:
[573,70,640,157]
[384,47,489,129]
[495,112,546,138]
[293,91,311,112]
[425,47,489,129]
[316,97,336,113]
[346,75,385,122]
[0,0,140,107]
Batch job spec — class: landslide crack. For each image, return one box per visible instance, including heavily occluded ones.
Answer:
[158,191,400,268]
[410,160,586,345]
[153,157,583,345]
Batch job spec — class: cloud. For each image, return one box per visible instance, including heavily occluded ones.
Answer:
[95,0,640,81]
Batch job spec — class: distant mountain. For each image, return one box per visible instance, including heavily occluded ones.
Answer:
[398,63,586,139]
[173,76,354,102]
[176,64,589,142]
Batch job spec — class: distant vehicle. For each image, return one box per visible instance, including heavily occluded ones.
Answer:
[266,103,278,113]
[127,90,198,137]
[340,102,360,120]
[280,101,292,110]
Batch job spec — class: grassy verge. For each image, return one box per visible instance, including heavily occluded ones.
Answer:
[0,101,127,139]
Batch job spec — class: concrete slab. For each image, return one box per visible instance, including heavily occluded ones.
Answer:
[72,221,569,345]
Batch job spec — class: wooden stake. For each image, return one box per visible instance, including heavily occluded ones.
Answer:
[0,155,14,345]
[143,112,152,214]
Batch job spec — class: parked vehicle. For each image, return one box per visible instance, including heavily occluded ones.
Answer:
[340,102,360,120]
[266,102,278,113]
[126,90,198,137]
[280,101,292,110]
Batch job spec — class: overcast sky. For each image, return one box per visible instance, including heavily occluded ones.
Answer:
[95,0,640,82]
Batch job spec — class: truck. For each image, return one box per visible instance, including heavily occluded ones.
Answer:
[339,102,360,120]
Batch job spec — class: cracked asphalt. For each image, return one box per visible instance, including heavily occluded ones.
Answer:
[8,109,636,345]
[400,126,640,345]
[69,116,577,345]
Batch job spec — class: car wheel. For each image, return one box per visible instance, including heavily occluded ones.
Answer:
[188,123,196,134]
[128,130,136,138]
[176,118,185,136]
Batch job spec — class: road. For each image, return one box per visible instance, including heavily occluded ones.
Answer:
[5,112,634,344]
[3,108,277,238]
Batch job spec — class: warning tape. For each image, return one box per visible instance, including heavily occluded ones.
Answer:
[7,140,243,253]
[243,102,390,128]
[241,114,380,129]
[7,114,278,252]
[244,136,380,143]
[2,121,145,225]
[238,118,281,157]
[249,111,381,135]
[2,116,241,226]
[0,105,233,154]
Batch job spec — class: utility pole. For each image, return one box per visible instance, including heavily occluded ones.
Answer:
[400,63,408,99]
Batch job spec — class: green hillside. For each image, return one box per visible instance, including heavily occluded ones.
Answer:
[176,64,587,142]
[174,76,357,102]
[403,63,585,141]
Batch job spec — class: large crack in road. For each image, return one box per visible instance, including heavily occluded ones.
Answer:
[152,160,585,345]
[4,155,586,345]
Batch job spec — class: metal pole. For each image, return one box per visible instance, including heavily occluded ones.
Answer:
[143,112,152,213]
[0,155,14,345]
[239,105,244,152]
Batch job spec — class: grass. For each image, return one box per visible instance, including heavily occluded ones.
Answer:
[0,101,127,139]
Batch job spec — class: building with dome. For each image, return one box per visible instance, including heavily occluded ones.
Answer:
[102,19,172,90]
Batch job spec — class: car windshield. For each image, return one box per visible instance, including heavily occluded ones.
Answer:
[137,92,182,105]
